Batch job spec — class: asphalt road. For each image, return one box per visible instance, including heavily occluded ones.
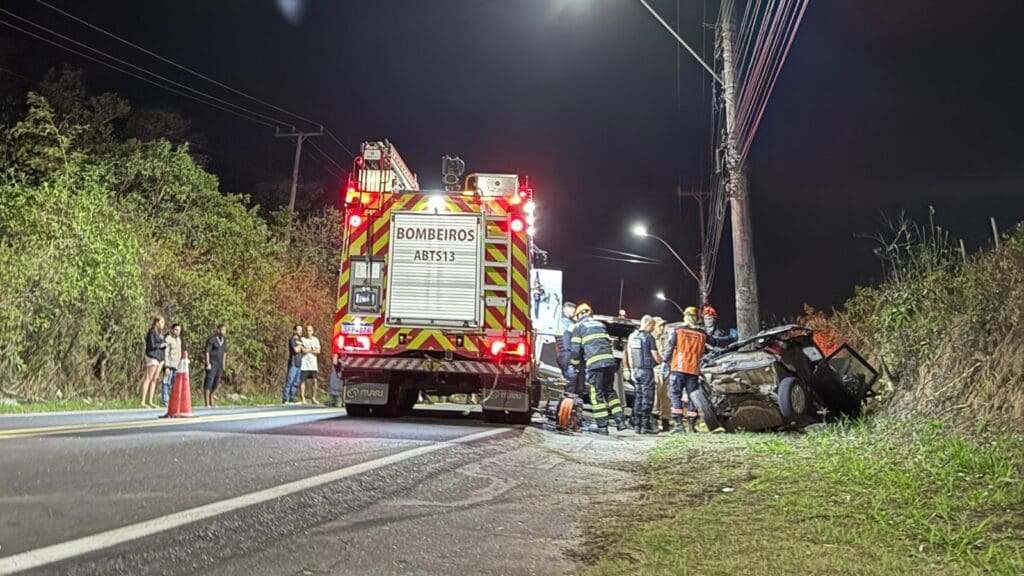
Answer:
[0,404,600,576]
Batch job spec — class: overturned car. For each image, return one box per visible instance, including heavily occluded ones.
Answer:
[695,325,878,432]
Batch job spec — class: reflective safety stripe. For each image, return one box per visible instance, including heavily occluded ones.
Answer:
[570,337,582,344]
[570,359,580,366]
[608,398,621,407]
[585,353,615,366]
[581,333,611,344]
[687,411,698,418]
[593,410,609,418]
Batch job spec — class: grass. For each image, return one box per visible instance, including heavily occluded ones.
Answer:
[576,420,1024,576]
[0,392,281,414]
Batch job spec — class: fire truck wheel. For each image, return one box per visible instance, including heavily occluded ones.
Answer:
[482,409,508,424]
[506,410,532,425]
[345,404,371,417]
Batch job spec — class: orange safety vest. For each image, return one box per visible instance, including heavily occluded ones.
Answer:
[670,326,707,375]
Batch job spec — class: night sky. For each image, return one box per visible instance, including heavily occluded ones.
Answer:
[3,0,1022,328]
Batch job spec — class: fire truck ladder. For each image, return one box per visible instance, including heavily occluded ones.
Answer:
[483,210,513,331]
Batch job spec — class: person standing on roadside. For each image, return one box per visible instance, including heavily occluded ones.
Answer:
[203,324,228,408]
[283,324,303,404]
[300,325,321,404]
[140,316,167,408]
[651,317,672,432]
[161,323,183,406]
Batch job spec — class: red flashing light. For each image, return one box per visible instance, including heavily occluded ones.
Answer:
[490,340,506,356]
[345,183,359,204]
[510,216,526,233]
[508,193,522,206]
[336,334,372,352]
[347,213,363,228]
[489,339,527,358]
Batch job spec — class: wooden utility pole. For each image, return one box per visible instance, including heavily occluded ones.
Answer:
[719,5,761,338]
[678,186,710,309]
[275,128,323,211]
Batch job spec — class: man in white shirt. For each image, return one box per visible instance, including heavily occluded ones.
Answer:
[300,325,321,404]
[161,323,183,406]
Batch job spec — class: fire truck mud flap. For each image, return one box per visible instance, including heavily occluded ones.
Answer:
[344,382,390,405]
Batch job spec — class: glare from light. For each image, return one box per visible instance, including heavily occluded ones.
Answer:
[524,200,536,214]
[632,224,648,237]
[526,226,536,236]
[427,195,446,213]
[656,291,666,300]
[526,214,536,226]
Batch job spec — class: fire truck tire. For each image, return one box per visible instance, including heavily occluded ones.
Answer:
[345,404,371,418]
[482,409,508,424]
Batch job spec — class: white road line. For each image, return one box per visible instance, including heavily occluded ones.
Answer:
[0,427,509,575]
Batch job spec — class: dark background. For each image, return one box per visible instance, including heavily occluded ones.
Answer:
[2,0,1022,327]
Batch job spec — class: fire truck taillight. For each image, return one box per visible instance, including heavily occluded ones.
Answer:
[510,216,525,234]
[347,213,363,228]
[489,339,527,358]
[336,334,372,352]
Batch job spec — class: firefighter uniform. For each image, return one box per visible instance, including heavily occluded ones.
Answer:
[663,319,733,433]
[570,312,624,433]
[627,327,658,434]
[556,309,585,397]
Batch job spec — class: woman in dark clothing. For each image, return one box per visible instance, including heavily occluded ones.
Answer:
[140,315,167,408]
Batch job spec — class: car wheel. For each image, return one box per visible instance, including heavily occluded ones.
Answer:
[691,389,722,432]
[779,377,809,424]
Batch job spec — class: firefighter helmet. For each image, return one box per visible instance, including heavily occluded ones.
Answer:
[574,302,594,320]
[702,305,718,319]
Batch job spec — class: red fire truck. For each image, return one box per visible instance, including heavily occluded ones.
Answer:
[334,141,537,423]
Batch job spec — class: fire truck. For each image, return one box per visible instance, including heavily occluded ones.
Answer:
[334,141,537,423]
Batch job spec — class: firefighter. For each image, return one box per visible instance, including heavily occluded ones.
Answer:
[663,306,735,433]
[627,315,663,434]
[555,301,584,395]
[570,303,626,434]
[702,305,738,351]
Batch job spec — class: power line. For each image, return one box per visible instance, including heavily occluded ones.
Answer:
[0,16,280,130]
[30,0,356,159]
[307,139,348,175]
[303,145,344,180]
[0,8,294,131]
[33,0,320,131]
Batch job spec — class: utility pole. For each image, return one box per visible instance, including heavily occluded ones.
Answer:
[678,186,710,309]
[275,128,323,211]
[718,6,761,338]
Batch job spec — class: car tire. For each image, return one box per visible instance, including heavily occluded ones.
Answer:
[779,377,810,424]
[691,389,722,432]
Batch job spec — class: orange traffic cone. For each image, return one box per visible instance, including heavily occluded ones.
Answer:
[163,352,195,418]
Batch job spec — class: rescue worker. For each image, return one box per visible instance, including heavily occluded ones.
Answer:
[570,303,626,434]
[651,317,673,432]
[702,305,738,351]
[663,307,734,433]
[627,315,663,434]
[555,301,584,396]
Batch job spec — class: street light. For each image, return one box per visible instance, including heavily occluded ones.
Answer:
[655,291,685,317]
[632,223,700,286]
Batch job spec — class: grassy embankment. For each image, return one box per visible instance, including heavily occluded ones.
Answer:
[578,422,1023,576]
[0,393,282,414]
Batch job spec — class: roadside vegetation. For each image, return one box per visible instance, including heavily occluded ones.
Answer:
[803,214,1024,435]
[578,422,1023,576]
[0,66,340,405]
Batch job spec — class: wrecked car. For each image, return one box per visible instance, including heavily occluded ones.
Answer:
[695,325,878,432]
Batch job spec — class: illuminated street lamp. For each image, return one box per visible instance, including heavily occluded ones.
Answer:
[632,223,701,287]
[656,291,685,317]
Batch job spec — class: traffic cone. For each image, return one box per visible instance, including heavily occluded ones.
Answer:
[163,352,195,418]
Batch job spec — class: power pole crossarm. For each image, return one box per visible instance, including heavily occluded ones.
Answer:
[275,129,324,211]
[638,0,723,85]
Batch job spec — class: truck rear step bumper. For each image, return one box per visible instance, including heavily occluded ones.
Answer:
[340,356,529,376]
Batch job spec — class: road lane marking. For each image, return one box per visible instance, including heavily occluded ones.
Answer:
[0,427,509,575]
[0,408,345,440]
